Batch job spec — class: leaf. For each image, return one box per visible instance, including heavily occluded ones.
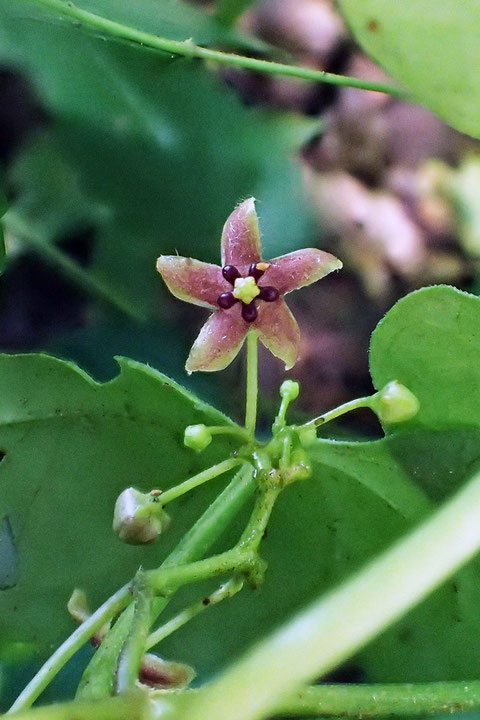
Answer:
[1,3,314,316]
[0,354,241,658]
[337,0,480,139]
[369,285,480,432]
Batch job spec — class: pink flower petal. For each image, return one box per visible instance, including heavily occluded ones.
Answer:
[221,198,262,272]
[261,249,342,296]
[156,256,226,310]
[254,299,300,370]
[186,306,248,373]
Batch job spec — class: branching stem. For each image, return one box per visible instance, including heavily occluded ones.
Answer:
[76,464,255,701]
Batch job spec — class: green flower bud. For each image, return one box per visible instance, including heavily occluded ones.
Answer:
[113,487,170,545]
[280,379,300,402]
[288,448,312,482]
[67,588,90,625]
[297,424,317,447]
[372,381,420,424]
[184,424,212,452]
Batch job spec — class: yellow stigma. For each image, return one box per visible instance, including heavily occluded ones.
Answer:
[233,276,260,304]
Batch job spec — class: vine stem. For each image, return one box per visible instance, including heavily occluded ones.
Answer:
[181,466,480,720]
[245,331,258,439]
[22,0,407,98]
[166,680,480,719]
[276,681,480,717]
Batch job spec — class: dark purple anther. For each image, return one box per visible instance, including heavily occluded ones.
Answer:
[217,292,237,309]
[241,301,258,323]
[222,265,240,285]
[259,286,279,302]
[248,263,265,282]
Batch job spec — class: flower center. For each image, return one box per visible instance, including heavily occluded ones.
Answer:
[217,263,280,323]
[232,276,260,305]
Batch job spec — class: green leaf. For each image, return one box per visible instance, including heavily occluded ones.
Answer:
[1,3,314,316]
[0,354,241,658]
[337,0,480,139]
[370,285,480,432]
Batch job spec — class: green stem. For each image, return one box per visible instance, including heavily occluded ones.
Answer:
[4,213,142,320]
[215,0,257,26]
[7,585,132,714]
[274,681,480,718]
[182,466,480,720]
[76,464,255,701]
[114,573,154,694]
[237,484,279,552]
[146,576,243,650]
[2,694,150,720]
[209,426,249,439]
[148,484,279,595]
[159,458,242,507]
[300,396,373,432]
[21,0,407,98]
[147,547,253,594]
[245,331,258,439]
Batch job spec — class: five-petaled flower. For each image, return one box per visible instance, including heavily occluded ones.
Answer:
[156,198,342,373]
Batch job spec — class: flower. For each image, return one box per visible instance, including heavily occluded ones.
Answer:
[156,198,342,373]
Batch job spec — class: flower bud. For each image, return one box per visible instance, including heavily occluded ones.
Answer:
[280,379,300,402]
[371,381,420,424]
[287,448,312,482]
[139,653,196,689]
[67,588,90,625]
[184,424,212,452]
[113,488,170,545]
[297,424,317,447]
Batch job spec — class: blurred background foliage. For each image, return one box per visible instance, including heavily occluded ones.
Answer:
[2,0,480,710]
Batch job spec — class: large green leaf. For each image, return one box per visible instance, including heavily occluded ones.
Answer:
[337,0,480,139]
[0,355,241,658]
[1,3,314,317]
